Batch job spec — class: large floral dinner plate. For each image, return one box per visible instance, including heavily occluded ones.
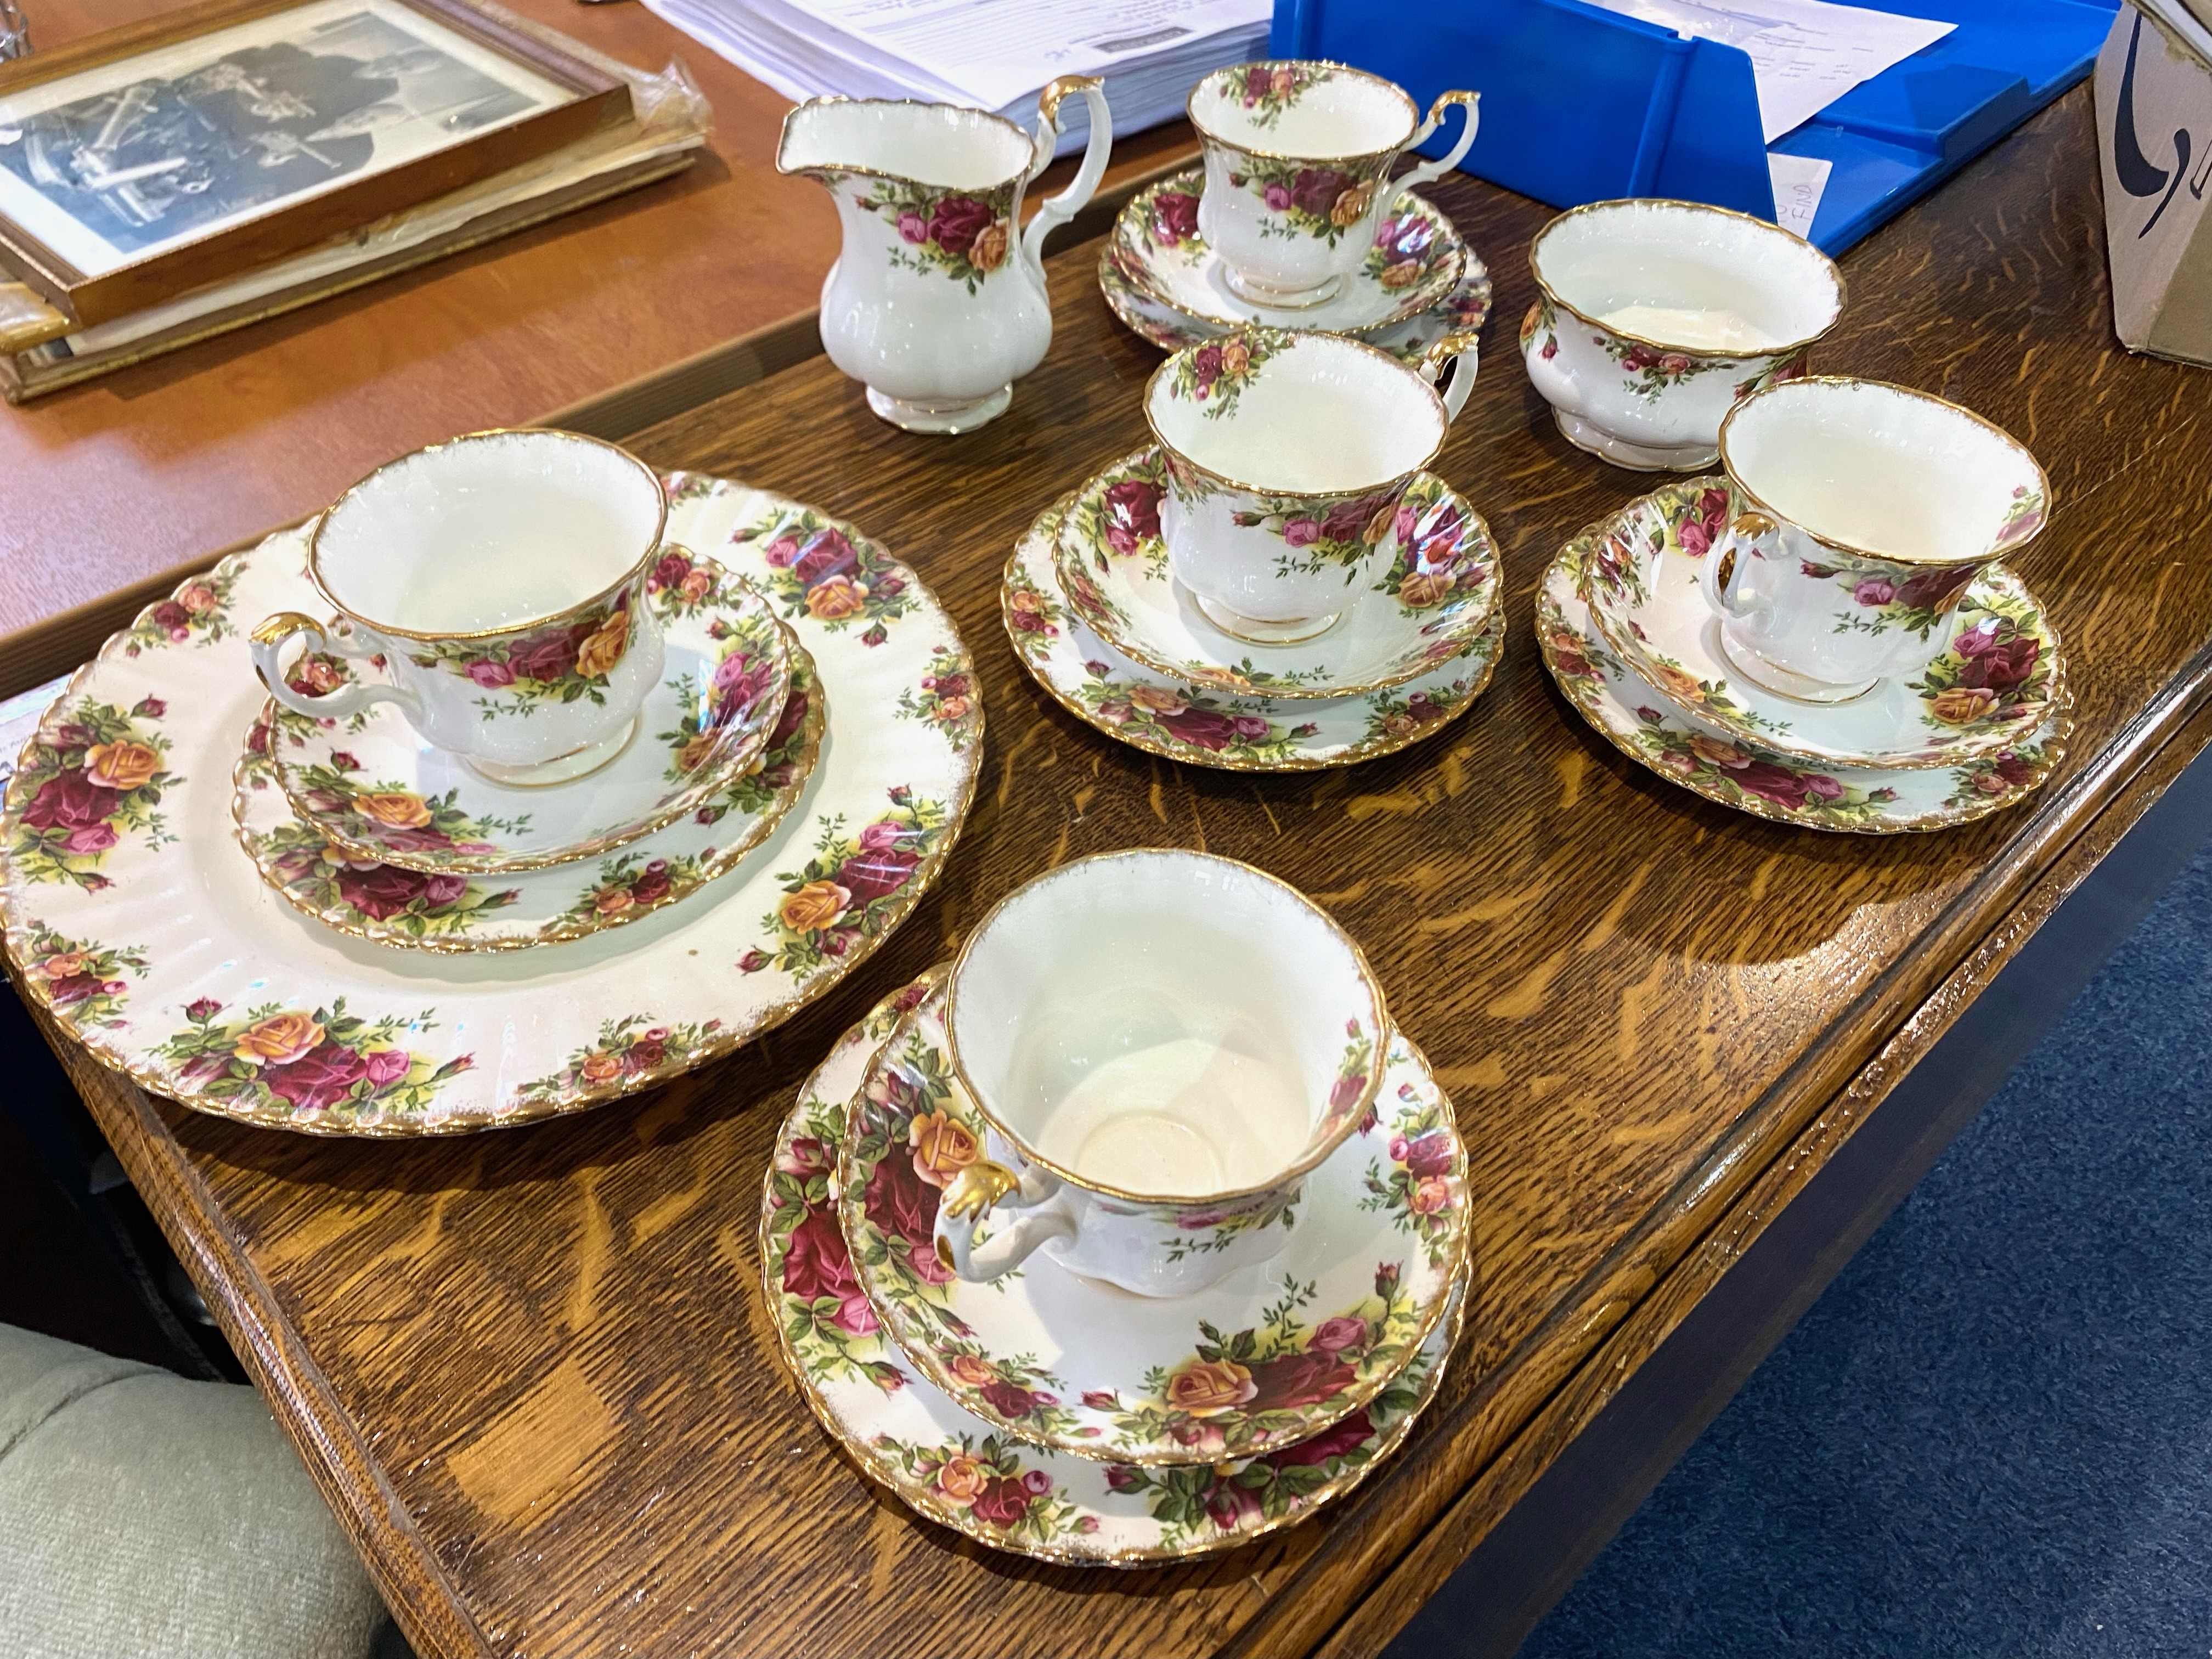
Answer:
[761,973,1468,1566]
[1,475,983,1134]
[1538,508,2071,834]
[836,979,1469,1465]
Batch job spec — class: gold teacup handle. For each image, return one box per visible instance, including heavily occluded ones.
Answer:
[932,1158,1074,1281]
[1418,328,1482,422]
[249,612,412,725]
[1396,90,1481,196]
[1701,511,1781,620]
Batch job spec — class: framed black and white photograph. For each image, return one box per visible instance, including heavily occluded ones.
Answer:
[0,0,627,324]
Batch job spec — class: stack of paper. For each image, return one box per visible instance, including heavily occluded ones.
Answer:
[642,0,1272,154]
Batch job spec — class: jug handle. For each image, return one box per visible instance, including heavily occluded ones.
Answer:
[1021,75,1112,283]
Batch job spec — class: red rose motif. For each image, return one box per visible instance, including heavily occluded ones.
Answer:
[926,196,994,258]
[362,1049,411,1087]
[64,823,117,855]
[1246,1349,1357,1413]
[1155,705,1235,751]
[1621,344,1659,372]
[1540,336,1559,360]
[1102,478,1164,555]
[1263,181,1293,211]
[1192,343,1224,393]
[1154,190,1200,245]
[1310,1316,1368,1354]
[1329,1070,1369,1113]
[1244,63,1274,100]
[152,601,190,632]
[631,860,673,906]
[896,209,928,244]
[259,1041,368,1110]
[1994,752,2033,787]
[739,949,773,973]
[761,533,802,568]
[1675,488,1730,557]
[1957,635,2039,693]
[133,697,166,718]
[1660,353,1692,375]
[46,973,103,1005]
[334,864,438,921]
[1290,167,1350,217]
[979,1379,1057,1420]
[1082,1389,1120,1410]
[509,629,579,684]
[1734,760,1813,811]
[1853,577,1897,607]
[791,529,860,589]
[1282,518,1321,548]
[1392,1130,1452,1177]
[465,659,515,689]
[1205,1481,1265,1531]
[186,998,222,1022]
[624,1037,667,1072]
[864,1146,939,1252]
[653,552,692,589]
[969,1477,1036,1528]
[1263,1413,1374,1470]
[781,1203,877,1334]
[1896,564,1977,612]
[837,846,920,906]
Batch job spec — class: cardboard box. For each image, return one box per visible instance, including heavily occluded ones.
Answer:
[2094,0,2212,366]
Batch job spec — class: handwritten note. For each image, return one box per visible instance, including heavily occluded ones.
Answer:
[1768,151,1833,239]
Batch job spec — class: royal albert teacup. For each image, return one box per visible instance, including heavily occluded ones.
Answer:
[1143,324,1475,641]
[1701,376,2052,702]
[1188,61,1477,310]
[250,429,670,786]
[1522,199,1845,471]
[934,849,1390,1299]
[776,77,1113,433]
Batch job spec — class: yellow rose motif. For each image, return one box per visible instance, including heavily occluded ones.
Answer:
[935,1454,989,1506]
[908,1110,979,1188]
[594,885,635,916]
[1398,571,1454,610]
[83,740,160,792]
[1364,503,1398,544]
[1165,1357,1256,1416]
[946,1353,1000,1388]
[805,575,867,620]
[970,221,1011,273]
[233,1011,324,1067]
[579,1051,625,1083]
[1329,182,1374,228]
[1376,258,1423,289]
[1128,685,1188,715]
[1930,685,1999,725]
[1269,65,1295,97]
[179,583,219,615]
[1688,733,1749,770]
[1220,338,1251,376]
[575,610,630,679]
[779,879,849,933]
[357,791,432,829]
[678,732,721,773]
[38,952,87,981]
[1651,663,1706,705]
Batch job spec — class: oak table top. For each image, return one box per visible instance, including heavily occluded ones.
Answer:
[0,0,1196,647]
[16,84,2211,1659]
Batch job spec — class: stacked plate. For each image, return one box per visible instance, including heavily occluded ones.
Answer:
[1003,457,1506,772]
[1537,478,2073,832]
[1,470,983,1133]
[760,965,1472,1566]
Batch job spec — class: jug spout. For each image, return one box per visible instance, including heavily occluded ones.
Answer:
[776,96,1041,195]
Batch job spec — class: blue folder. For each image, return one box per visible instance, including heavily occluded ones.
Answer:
[1269,0,2120,252]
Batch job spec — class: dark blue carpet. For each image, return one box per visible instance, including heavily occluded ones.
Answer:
[1518,837,2211,1659]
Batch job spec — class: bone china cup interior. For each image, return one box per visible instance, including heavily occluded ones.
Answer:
[945,849,1388,1205]
[1523,199,1844,470]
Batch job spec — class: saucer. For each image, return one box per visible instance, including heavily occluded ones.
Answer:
[269,558,792,875]
[1053,448,1500,699]
[763,973,1468,1566]
[1007,495,1502,772]
[1111,169,1464,336]
[1578,479,2066,770]
[836,980,1468,1465]
[1538,509,2072,834]
[233,635,824,952]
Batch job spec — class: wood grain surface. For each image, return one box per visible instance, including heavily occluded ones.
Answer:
[19,84,2212,1659]
[0,0,1197,641]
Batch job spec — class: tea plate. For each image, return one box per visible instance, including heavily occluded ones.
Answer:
[836,980,1468,1465]
[1578,478,2066,770]
[1538,507,2072,834]
[267,557,792,875]
[1054,448,1499,699]
[1111,170,1463,335]
[2,474,982,1134]
[764,973,1468,1566]
[233,632,823,953]
[1007,496,1502,772]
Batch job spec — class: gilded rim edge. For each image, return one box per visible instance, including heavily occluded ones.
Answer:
[774,94,1045,192]
[266,558,794,874]
[1184,59,1421,165]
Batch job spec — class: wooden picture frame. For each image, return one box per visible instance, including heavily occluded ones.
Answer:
[0,0,628,326]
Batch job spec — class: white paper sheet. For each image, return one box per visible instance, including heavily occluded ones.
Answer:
[1584,0,1955,142]
[1767,150,1832,238]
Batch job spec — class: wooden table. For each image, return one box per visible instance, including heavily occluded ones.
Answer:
[0,0,1197,663]
[13,84,2211,1658]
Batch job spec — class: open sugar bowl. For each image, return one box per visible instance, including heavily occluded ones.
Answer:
[1522,199,1844,471]
[933,849,1390,1299]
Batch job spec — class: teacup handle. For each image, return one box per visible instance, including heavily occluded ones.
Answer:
[1418,330,1481,422]
[933,1159,1075,1282]
[250,612,414,724]
[1701,512,1780,620]
[1021,75,1113,280]
[1393,91,1480,197]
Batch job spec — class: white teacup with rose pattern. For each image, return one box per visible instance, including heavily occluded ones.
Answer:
[934,849,1390,1299]
[1188,60,1477,309]
[1700,376,2053,702]
[1521,199,1844,472]
[250,430,670,787]
[1142,324,1476,642]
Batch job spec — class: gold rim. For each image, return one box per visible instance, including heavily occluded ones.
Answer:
[1113,168,1466,334]
[1,500,986,1138]
[1186,59,1419,163]
[774,94,1042,191]
[938,847,1391,1204]
[1528,197,1847,358]
[1056,447,1502,699]
[306,428,669,644]
[1537,530,2074,835]
[1717,376,2056,567]
[837,990,1474,1468]
[267,556,791,874]
[1142,328,1454,495]
[231,637,827,955]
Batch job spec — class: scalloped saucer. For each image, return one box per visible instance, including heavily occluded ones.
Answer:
[762,972,1469,1566]
[233,633,823,953]
[1006,495,1503,773]
[1538,507,2071,834]
[834,978,1468,1466]
[269,559,792,875]
[1111,169,1464,335]
[1578,478,2066,770]
[1051,449,1500,700]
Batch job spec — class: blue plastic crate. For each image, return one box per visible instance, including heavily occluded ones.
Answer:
[1270,0,2119,252]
